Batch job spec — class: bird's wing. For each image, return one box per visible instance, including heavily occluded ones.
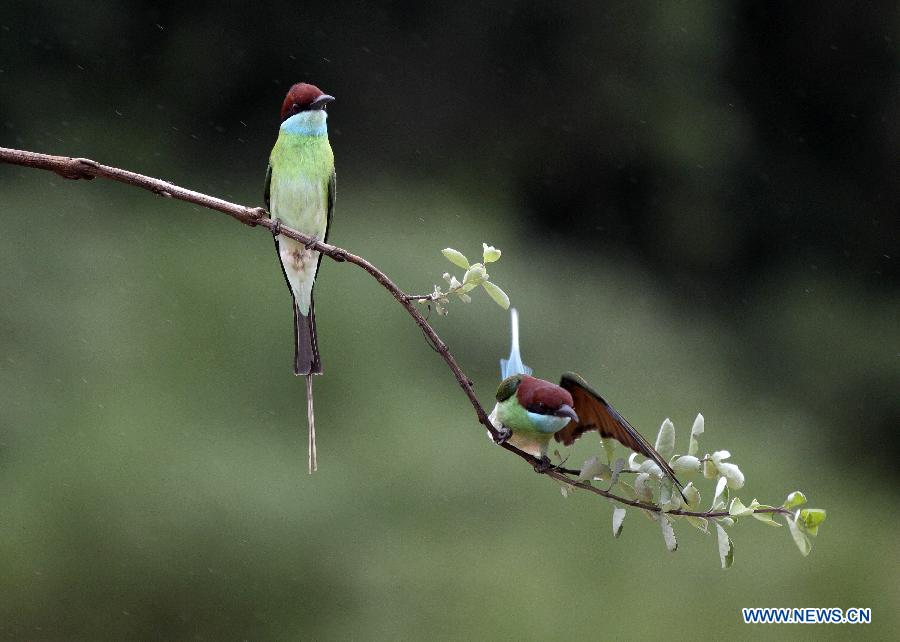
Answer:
[265,162,296,298]
[323,168,336,244]
[555,372,684,492]
[313,169,336,278]
[263,164,272,212]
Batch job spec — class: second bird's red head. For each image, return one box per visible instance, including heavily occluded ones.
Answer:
[280,83,335,122]
[516,375,577,419]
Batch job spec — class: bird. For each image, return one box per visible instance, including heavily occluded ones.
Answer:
[489,309,685,496]
[264,82,336,473]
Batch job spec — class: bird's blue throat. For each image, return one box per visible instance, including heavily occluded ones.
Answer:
[280,110,329,136]
[526,411,572,434]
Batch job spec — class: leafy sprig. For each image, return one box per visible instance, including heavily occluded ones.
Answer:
[562,413,826,569]
[411,243,510,315]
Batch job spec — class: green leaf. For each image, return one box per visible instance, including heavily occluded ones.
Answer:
[688,413,704,456]
[441,248,470,269]
[682,482,701,508]
[627,452,642,471]
[786,515,812,556]
[728,497,754,517]
[610,457,626,485]
[578,456,611,482]
[669,489,684,511]
[655,418,676,460]
[600,437,617,467]
[684,516,709,533]
[463,264,487,285]
[710,450,744,489]
[638,459,663,478]
[751,511,783,527]
[482,243,502,263]
[659,514,678,552]
[615,481,636,501]
[702,454,717,479]
[612,508,626,538]
[783,491,807,510]
[798,508,827,536]
[481,280,510,309]
[712,476,728,509]
[747,500,782,527]
[634,473,654,502]
[718,462,745,490]
[671,455,701,475]
[715,523,735,569]
[658,482,673,511]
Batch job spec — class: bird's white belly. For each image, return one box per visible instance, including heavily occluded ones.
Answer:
[278,238,319,314]
[272,176,328,315]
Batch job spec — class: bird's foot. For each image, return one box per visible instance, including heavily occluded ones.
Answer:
[493,426,512,445]
[533,455,552,474]
[270,218,282,238]
[304,234,321,250]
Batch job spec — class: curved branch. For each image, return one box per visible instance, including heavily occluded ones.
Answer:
[0,145,788,524]
[544,468,794,519]
[0,147,506,444]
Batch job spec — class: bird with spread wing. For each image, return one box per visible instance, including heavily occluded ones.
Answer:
[489,309,684,497]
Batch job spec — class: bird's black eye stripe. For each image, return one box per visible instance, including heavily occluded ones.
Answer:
[291,103,301,113]
[527,402,550,414]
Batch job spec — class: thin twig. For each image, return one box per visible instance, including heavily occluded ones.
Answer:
[0,145,790,523]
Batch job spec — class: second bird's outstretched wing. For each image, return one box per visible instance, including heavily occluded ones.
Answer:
[555,372,684,494]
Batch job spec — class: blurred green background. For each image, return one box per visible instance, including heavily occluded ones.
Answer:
[1,1,898,639]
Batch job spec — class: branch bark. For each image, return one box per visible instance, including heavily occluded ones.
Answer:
[0,145,788,524]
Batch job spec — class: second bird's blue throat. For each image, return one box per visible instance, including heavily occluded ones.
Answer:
[525,411,572,434]
[280,110,329,136]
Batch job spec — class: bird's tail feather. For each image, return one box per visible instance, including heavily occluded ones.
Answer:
[306,375,317,474]
[500,307,533,379]
[292,299,321,473]
[293,298,322,375]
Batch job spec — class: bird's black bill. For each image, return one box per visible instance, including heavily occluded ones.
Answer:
[309,94,335,110]
[555,403,579,423]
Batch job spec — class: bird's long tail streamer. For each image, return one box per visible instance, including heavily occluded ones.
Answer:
[306,375,317,473]
[500,307,533,379]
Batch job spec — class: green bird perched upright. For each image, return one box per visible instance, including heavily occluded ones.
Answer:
[264,82,336,473]
[490,309,685,499]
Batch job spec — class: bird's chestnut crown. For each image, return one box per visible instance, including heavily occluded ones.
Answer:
[280,83,335,122]
[496,374,576,417]
[516,376,575,416]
